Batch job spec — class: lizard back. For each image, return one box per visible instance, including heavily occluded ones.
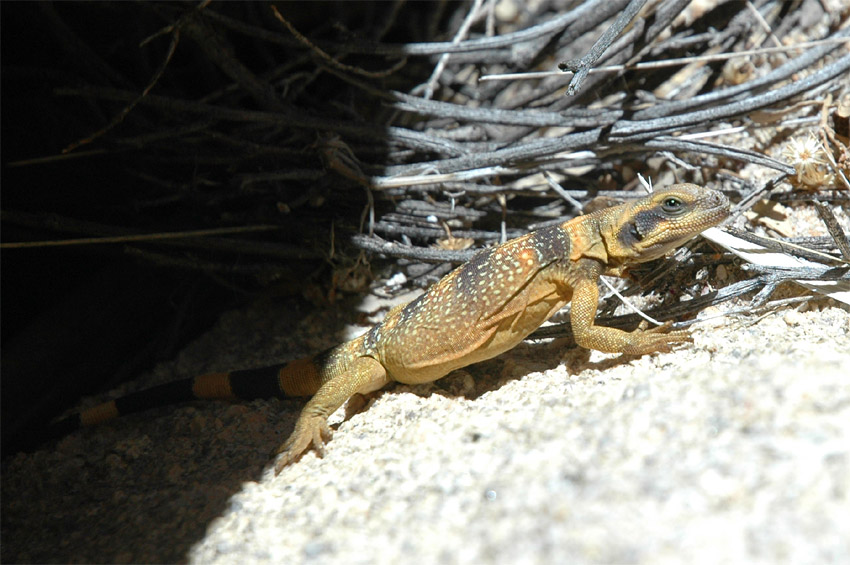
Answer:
[371,224,575,383]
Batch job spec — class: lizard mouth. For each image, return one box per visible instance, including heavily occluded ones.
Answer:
[701,201,732,228]
[701,203,730,222]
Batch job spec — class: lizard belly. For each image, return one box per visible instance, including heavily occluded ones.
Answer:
[379,285,570,384]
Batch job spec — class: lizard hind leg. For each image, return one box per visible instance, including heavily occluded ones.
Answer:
[273,355,388,474]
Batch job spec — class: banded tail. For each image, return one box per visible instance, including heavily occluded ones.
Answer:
[47,356,326,439]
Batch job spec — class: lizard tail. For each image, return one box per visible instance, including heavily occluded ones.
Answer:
[47,356,326,438]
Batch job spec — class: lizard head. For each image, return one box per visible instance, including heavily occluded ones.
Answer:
[606,183,730,264]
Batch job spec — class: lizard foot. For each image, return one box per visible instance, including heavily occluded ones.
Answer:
[272,414,332,474]
[624,321,692,355]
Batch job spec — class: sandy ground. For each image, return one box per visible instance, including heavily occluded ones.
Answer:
[2,288,848,564]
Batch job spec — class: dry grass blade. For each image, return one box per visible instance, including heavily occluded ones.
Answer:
[7,0,850,307]
[702,228,850,306]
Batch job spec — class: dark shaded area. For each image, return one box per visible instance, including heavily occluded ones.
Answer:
[1,1,445,454]
[1,3,226,453]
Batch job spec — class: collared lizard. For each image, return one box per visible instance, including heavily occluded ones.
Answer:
[49,183,729,474]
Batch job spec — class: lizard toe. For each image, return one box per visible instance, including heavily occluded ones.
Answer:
[273,415,333,474]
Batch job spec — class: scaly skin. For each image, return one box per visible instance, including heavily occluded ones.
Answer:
[51,184,729,474]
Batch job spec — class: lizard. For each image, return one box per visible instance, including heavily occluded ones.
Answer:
[47,183,729,474]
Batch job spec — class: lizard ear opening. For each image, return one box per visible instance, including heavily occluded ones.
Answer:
[628,221,644,242]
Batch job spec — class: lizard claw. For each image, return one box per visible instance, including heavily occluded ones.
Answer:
[273,415,332,474]
[630,321,691,354]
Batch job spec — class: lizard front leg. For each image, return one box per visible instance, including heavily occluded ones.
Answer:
[273,355,389,473]
[568,259,691,355]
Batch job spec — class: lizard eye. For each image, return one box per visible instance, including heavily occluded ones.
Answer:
[661,196,685,215]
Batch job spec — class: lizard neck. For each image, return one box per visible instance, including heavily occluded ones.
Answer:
[563,203,627,267]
